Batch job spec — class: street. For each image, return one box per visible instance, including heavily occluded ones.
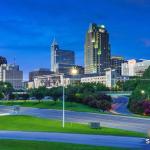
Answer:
[0,105,150,133]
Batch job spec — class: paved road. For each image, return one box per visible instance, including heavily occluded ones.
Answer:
[112,96,132,115]
[0,131,148,149]
[0,106,150,133]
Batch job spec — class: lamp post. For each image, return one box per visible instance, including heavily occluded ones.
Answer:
[62,68,78,128]
[4,84,8,100]
[62,74,65,128]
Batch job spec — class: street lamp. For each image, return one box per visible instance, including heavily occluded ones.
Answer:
[4,84,8,100]
[62,74,65,128]
[70,68,78,85]
[141,90,145,95]
[71,67,78,76]
[62,68,78,128]
[141,90,149,100]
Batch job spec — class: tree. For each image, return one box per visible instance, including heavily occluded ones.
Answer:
[50,87,63,102]
[0,92,4,100]
[0,82,13,99]
[29,87,45,102]
[82,95,95,105]
[128,66,150,115]
[96,93,112,102]
[122,78,139,91]
[35,92,44,102]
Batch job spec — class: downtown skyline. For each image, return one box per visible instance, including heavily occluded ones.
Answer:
[0,0,150,80]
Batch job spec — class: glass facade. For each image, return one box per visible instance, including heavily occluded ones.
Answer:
[51,39,75,73]
[84,23,111,75]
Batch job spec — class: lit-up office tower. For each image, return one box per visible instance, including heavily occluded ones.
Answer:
[84,23,111,75]
[50,39,75,73]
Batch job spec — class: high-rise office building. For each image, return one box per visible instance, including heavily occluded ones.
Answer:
[84,23,111,75]
[0,64,23,89]
[51,39,75,73]
[111,56,124,76]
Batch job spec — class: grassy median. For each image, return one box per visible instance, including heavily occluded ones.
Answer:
[0,100,105,113]
[0,140,134,150]
[0,115,145,137]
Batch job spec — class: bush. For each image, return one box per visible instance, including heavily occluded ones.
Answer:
[0,92,4,100]
[129,100,150,115]
[82,95,95,105]
[96,100,111,112]
[96,93,112,102]
[88,100,97,108]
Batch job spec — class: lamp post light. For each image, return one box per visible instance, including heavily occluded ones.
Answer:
[141,90,145,95]
[70,67,78,85]
[71,67,78,76]
[141,90,149,100]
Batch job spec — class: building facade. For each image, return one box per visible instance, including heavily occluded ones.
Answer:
[51,39,75,73]
[84,23,111,75]
[122,59,150,76]
[28,74,81,89]
[29,68,53,82]
[55,64,84,75]
[111,56,124,76]
[81,75,106,85]
[0,64,23,89]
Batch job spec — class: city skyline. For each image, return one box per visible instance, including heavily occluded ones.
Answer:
[0,0,150,80]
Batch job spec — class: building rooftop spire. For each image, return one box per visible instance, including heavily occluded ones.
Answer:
[51,37,58,46]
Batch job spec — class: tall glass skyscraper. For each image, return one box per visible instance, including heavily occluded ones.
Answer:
[51,39,75,73]
[84,23,111,75]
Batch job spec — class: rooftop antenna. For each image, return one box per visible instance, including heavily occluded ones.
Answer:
[52,35,58,46]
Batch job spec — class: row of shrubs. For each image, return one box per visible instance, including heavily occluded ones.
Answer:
[66,93,112,112]
[128,100,150,115]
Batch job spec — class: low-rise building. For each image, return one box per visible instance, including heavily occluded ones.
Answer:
[81,75,106,85]
[29,68,54,82]
[122,59,150,76]
[27,69,129,89]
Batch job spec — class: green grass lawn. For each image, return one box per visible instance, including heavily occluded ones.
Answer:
[0,100,106,113]
[0,140,133,150]
[0,115,145,138]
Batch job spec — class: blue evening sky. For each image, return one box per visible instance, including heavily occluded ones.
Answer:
[0,0,150,80]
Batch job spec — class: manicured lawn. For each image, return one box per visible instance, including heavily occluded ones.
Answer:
[0,100,105,113]
[0,140,133,150]
[0,115,145,138]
